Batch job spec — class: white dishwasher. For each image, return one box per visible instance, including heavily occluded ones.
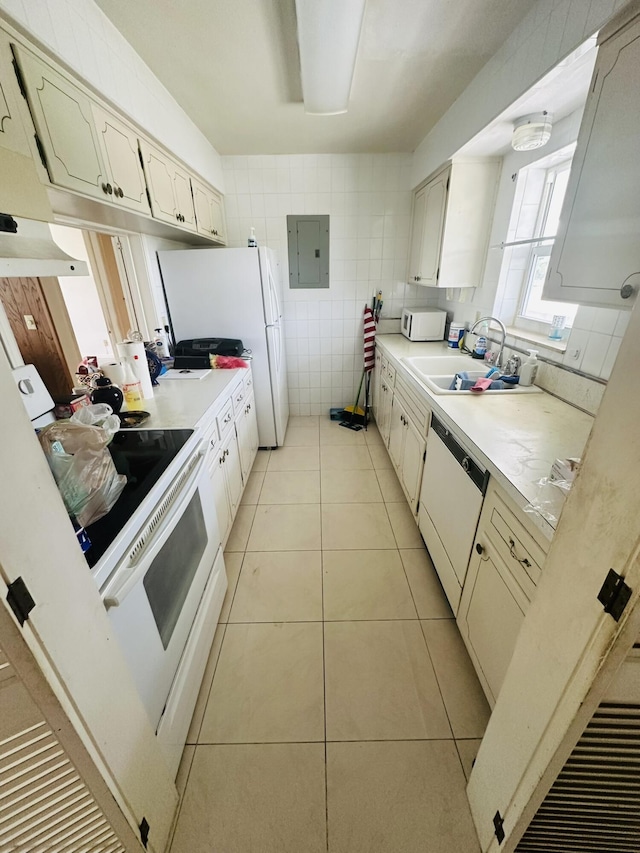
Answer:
[418,415,489,614]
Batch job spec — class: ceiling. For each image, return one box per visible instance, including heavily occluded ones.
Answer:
[93,0,536,155]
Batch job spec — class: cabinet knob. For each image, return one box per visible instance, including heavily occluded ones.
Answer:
[117,186,124,198]
[106,183,113,195]
[101,182,108,194]
[415,275,421,282]
[475,543,484,555]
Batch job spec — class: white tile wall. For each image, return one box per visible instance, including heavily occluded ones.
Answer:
[0,0,224,190]
[411,0,628,187]
[222,154,437,416]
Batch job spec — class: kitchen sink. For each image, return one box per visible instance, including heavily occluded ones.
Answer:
[402,356,543,395]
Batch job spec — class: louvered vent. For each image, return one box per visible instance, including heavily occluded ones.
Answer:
[516,702,640,852]
[0,650,127,853]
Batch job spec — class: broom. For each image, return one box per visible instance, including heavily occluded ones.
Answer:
[340,368,366,430]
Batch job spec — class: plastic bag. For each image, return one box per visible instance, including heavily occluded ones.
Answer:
[39,421,126,528]
[524,477,572,526]
[71,403,120,440]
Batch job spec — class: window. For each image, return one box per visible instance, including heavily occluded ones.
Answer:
[517,158,578,329]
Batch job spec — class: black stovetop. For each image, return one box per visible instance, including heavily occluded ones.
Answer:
[84,428,193,567]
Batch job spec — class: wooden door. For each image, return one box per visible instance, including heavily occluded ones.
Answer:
[210,192,225,243]
[173,169,197,231]
[192,178,213,237]
[401,417,426,513]
[408,185,427,282]
[0,277,73,397]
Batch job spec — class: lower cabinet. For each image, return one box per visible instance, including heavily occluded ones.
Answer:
[457,481,548,706]
[236,393,259,481]
[387,378,429,514]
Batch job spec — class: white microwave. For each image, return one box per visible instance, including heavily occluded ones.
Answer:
[401,308,447,341]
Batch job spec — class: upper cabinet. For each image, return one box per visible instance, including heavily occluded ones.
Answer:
[92,104,150,215]
[408,159,500,288]
[5,31,225,244]
[543,10,640,310]
[13,44,106,199]
[139,139,197,233]
[192,177,226,243]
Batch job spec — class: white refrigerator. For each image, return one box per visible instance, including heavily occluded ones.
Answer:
[157,246,289,447]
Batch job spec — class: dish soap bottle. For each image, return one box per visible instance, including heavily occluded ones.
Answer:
[248,227,257,248]
[519,350,539,386]
[122,360,144,410]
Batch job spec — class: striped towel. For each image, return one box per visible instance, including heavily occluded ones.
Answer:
[363,305,376,372]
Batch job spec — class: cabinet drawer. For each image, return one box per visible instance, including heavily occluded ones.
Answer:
[216,398,234,436]
[232,381,247,414]
[482,485,547,598]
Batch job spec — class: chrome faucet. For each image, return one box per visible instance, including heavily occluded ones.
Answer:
[469,316,507,370]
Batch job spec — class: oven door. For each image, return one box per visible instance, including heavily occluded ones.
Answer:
[101,443,221,728]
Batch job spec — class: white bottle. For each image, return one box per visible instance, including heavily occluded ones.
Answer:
[248,227,257,247]
[122,359,143,410]
[519,349,539,386]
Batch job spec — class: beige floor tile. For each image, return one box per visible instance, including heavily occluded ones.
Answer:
[284,426,319,446]
[322,504,396,550]
[171,743,326,853]
[219,552,244,621]
[421,620,491,739]
[288,415,320,429]
[363,424,385,446]
[368,445,393,469]
[400,549,453,619]
[252,449,271,471]
[259,471,320,504]
[320,469,383,503]
[230,551,322,622]
[225,505,256,552]
[200,623,325,743]
[320,446,373,471]
[323,550,417,620]
[375,467,406,502]
[175,744,195,798]
[319,424,367,445]
[247,504,321,550]
[456,739,483,781]
[240,470,264,505]
[186,622,227,743]
[267,446,319,471]
[326,741,480,853]
[386,501,424,548]
[324,620,451,740]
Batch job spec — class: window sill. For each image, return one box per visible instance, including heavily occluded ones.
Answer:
[505,326,568,353]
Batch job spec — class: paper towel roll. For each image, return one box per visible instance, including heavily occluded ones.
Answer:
[101,362,126,386]
[117,341,153,399]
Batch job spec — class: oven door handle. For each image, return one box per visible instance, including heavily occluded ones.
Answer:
[102,443,208,609]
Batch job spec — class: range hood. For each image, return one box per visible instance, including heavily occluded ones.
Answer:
[0,214,88,278]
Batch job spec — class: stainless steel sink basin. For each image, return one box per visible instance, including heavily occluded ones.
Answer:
[402,356,543,395]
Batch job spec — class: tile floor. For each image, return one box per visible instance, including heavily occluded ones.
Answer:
[170,417,491,853]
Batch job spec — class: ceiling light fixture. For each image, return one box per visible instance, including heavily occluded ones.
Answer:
[511,112,553,151]
[294,0,366,115]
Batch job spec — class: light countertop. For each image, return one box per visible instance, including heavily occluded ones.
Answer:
[131,367,247,431]
[376,335,594,539]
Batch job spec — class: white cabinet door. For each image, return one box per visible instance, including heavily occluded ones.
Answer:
[0,36,31,156]
[408,184,427,283]
[388,394,405,472]
[174,168,197,232]
[371,351,382,424]
[235,393,257,483]
[544,14,640,309]
[416,168,449,286]
[193,177,225,243]
[140,139,196,231]
[222,428,243,517]
[401,417,426,514]
[210,451,232,546]
[13,45,106,197]
[92,104,150,214]
[378,380,393,446]
[458,547,527,706]
[210,193,226,243]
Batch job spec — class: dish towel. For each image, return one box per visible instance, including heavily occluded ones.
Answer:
[363,306,376,372]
